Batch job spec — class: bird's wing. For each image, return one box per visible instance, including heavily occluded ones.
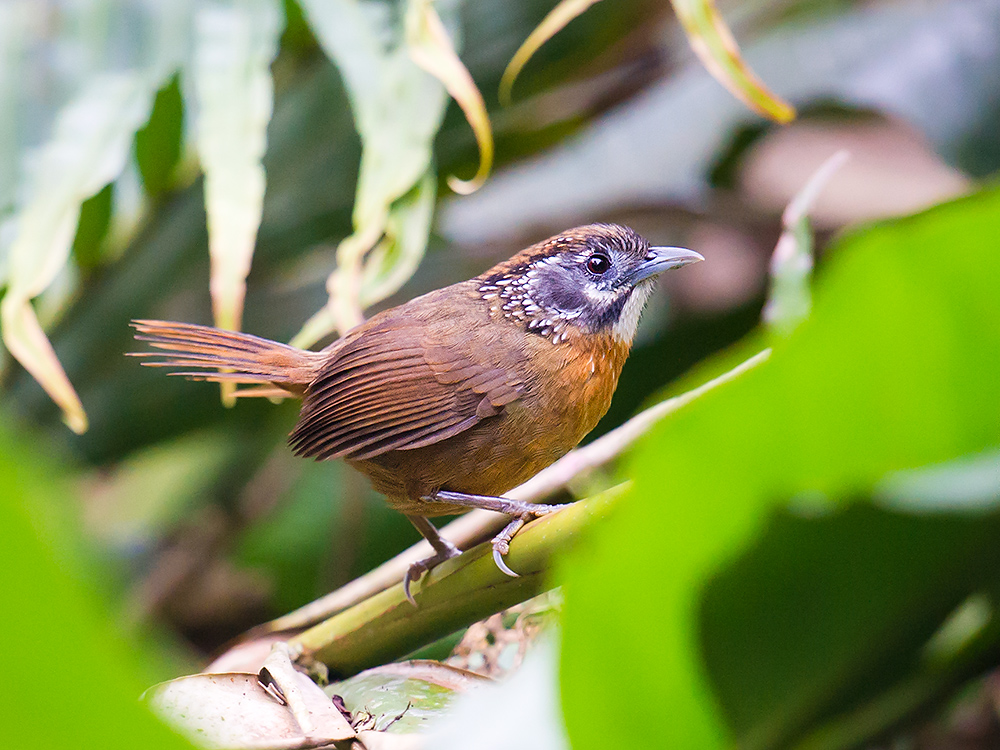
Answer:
[288,319,523,461]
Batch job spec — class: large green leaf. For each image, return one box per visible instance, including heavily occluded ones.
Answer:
[0,1,196,431]
[559,186,1000,747]
[701,505,1000,749]
[0,424,194,750]
[1,73,155,433]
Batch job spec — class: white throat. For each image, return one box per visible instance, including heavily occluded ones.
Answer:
[612,279,656,343]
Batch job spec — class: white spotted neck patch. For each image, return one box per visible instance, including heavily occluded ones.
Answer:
[478,263,582,346]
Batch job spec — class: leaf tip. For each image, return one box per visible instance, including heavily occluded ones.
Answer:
[64,407,89,435]
[769,100,797,124]
[1,297,90,434]
[500,0,603,108]
[446,173,487,196]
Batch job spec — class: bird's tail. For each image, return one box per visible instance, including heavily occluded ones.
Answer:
[130,320,326,396]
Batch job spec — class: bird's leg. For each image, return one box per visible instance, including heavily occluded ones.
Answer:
[426,490,574,578]
[404,515,462,605]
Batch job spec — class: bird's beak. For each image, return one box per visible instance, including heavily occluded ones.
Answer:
[629,246,704,284]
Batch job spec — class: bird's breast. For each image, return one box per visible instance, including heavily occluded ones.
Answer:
[532,330,630,444]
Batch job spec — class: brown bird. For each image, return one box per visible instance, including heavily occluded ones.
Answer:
[131,224,702,602]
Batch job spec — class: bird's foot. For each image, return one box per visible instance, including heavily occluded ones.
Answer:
[491,516,526,577]
[489,502,574,578]
[420,492,575,579]
[429,490,573,519]
[403,538,462,607]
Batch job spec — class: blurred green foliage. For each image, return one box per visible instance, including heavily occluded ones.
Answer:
[135,75,185,199]
[561,186,1000,748]
[0,425,193,749]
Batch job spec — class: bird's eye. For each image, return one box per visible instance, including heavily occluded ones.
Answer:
[586,253,611,275]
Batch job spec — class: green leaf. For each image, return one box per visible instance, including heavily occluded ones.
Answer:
[191,0,283,336]
[299,0,449,225]
[701,505,1000,749]
[359,168,437,307]
[0,423,195,750]
[0,2,214,430]
[764,151,849,335]
[291,167,439,350]
[0,3,29,234]
[559,186,1000,748]
[1,72,155,432]
[329,661,486,734]
[670,0,795,123]
[499,0,603,105]
[406,0,492,195]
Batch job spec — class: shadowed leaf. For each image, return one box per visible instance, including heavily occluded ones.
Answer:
[1,73,154,432]
[136,75,184,197]
[292,0,455,345]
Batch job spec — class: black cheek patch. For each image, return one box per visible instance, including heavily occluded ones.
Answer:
[541,270,587,312]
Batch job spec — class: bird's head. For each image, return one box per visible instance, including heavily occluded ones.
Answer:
[477,223,703,344]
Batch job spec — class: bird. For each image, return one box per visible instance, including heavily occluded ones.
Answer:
[131,223,702,603]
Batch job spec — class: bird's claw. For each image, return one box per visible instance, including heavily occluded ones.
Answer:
[403,561,427,606]
[403,545,462,606]
[488,503,575,576]
[493,546,519,577]
[490,514,529,578]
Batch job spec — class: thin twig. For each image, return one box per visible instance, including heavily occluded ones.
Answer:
[250,348,770,637]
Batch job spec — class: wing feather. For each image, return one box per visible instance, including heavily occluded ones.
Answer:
[289,323,523,460]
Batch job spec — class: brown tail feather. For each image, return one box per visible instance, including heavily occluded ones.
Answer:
[130,320,326,396]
